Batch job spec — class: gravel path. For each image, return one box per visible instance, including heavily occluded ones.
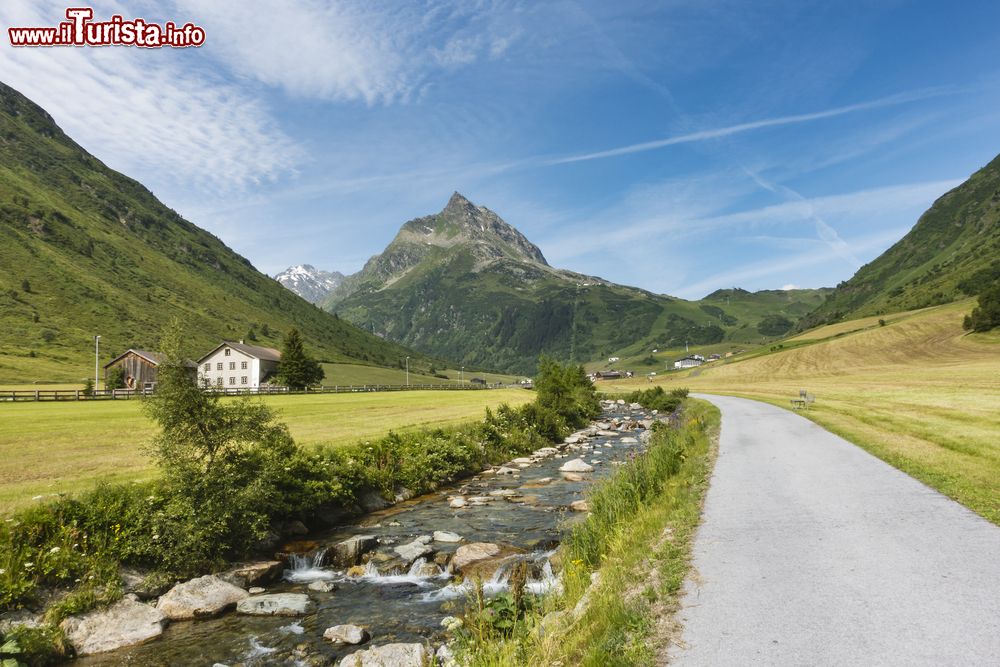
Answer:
[668,394,1000,666]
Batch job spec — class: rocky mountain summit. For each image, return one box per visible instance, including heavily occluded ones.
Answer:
[274,264,345,304]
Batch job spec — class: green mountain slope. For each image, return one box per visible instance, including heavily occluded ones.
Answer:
[802,154,1000,327]
[0,82,427,383]
[322,193,832,374]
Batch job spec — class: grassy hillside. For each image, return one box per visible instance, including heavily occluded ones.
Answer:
[802,154,1000,326]
[0,81,432,383]
[0,388,532,511]
[603,299,1000,524]
[323,193,834,375]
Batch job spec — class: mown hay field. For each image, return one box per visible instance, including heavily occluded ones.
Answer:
[0,388,532,512]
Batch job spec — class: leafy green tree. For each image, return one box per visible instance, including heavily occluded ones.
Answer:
[82,377,94,397]
[277,328,325,389]
[142,320,303,565]
[757,314,794,337]
[534,357,600,428]
[963,283,1000,332]
[20,279,30,293]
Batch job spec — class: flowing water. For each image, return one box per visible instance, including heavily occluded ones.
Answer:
[77,404,656,666]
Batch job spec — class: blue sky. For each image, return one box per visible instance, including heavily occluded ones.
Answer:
[2,1,999,299]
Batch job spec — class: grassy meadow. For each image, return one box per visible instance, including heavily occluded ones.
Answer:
[0,388,532,512]
[603,299,1000,524]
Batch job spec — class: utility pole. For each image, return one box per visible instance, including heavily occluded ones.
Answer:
[94,334,101,391]
[405,356,410,387]
[460,366,464,385]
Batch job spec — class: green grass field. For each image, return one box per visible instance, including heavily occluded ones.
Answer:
[603,299,1000,524]
[0,388,532,512]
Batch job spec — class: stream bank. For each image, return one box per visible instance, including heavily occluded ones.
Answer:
[69,400,665,666]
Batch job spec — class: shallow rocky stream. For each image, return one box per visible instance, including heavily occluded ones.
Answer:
[75,401,662,666]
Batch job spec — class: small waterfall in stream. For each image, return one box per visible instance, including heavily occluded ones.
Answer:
[284,547,334,583]
[356,557,446,587]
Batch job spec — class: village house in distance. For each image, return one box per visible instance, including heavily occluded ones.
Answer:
[197,340,282,390]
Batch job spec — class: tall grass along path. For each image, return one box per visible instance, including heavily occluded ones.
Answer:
[669,395,1000,666]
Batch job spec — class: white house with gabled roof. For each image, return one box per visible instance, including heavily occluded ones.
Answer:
[197,340,281,390]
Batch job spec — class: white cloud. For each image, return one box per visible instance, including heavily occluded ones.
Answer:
[780,284,799,290]
[544,87,962,165]
[0,0,299,192]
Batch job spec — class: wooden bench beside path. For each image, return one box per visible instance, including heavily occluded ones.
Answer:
[791,389,815,410]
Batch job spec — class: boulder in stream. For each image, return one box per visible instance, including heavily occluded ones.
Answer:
[562,472,585,482]
[570,500,590,512]
[236,593,314,616]
[60,596,166,656]
[333,535,378,566]
[394,536,433,564]
[433,531,463,543]
[450,542,501,573]
[448,496,466,509]
[559,459,594,473]
[308,580,337,593]
[324,624,370,645]
[218,561,284,589]
[156,575,248,620]
[339,642,433,667]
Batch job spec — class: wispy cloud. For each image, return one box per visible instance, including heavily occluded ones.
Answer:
[0,0,299,191]
[178,0,526,105]
[544,87,961,165]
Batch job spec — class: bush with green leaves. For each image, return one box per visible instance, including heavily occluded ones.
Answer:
[963,283,1000,332]
[620,386,688,413]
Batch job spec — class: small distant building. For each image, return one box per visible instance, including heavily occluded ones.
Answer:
[103,349,196,391]
[594,370,623,380]
[470,377,486,385]
[673,356,704,370]
[197,340,281,390]
[608,356,620,363]
[707,353,722,361]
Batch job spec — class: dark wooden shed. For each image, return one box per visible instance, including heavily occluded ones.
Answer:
[103,349,195,391]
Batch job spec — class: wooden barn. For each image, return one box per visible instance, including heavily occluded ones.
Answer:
[103,349,195,391]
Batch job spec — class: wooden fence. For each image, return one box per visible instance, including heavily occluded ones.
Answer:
[0,383,510,403]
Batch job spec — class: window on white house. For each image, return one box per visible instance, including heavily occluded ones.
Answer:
[229,362,236,370]
[229,377,235,385]
[241,376,248,384]
[241,361,247,370]
[225,348,231,356]
[216,377,223,387]
[204,363,210,372]
[216,362,223,370]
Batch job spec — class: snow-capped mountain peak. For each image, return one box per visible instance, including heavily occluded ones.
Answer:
[274,264,345,304]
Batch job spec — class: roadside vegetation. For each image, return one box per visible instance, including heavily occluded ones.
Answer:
[0,328,597,663]
[452,398,718,666]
